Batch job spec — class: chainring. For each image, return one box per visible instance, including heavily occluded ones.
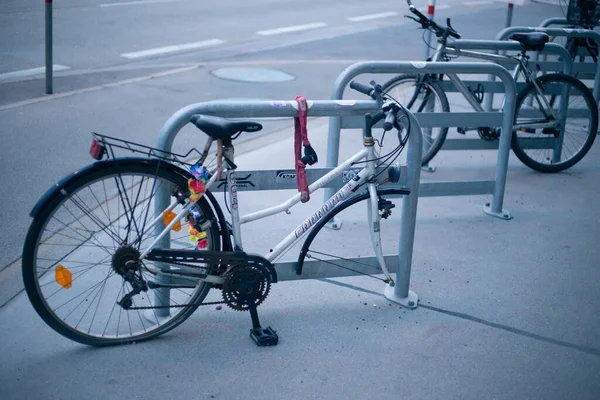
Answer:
[222,264,271,311]
[477,127,500,141]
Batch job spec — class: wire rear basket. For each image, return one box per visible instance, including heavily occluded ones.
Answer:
[567,0,600,27]
[91,132,203,167]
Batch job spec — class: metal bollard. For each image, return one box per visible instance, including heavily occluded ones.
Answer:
[423,0,437,60]
[45,0,53,94]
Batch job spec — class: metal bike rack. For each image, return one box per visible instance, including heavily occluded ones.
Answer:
[438,41,573,153]
[496,27,600,100]
[539,17,569,28]
[325,61,516,220]
[152,100,423,309]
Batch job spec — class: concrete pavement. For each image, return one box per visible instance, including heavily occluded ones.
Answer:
[2,116,600,399]
[1,1,599,399]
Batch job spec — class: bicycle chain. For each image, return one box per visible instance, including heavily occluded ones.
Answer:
[127,259,225,310]
[127,300,226,310]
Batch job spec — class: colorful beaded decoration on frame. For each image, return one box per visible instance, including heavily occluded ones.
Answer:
[187,165,210,249]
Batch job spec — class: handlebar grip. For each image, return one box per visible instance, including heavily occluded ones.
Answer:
[408,5,427,20]
[382,111,396,131]
[449,30,461,39]
[349,81,373,97]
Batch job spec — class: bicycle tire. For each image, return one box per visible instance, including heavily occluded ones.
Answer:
[296,188,409,278]
[511,73,598,173]
[381,74,450,165]
[22,158,222,346]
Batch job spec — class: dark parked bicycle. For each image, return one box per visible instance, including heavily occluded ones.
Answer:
[379,0,598,173]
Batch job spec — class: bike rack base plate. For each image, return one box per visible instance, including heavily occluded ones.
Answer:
[483,203,513,220]
[384,285,418,309]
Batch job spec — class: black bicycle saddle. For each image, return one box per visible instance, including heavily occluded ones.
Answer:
[190,115,263,140]
[509,32,550,51]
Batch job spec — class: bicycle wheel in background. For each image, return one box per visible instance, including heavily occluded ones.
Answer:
[511,74,598,173]
[297,188,409,283]
[22,160,221,346]
[381,74,449,165]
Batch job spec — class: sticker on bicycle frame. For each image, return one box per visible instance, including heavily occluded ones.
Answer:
[228,172,239,210]
[276,170,296,179]
[411,61,427,69]
[271,101,287,108]
[294,183,352,238]
[290,100,314,110]
[335,100,356,106]
[342,168,361,183]
[163,210,182,232]
[55,265,72,289]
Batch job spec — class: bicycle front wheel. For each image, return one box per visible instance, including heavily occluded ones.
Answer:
[512,74,598,173]
[382,74,449,165]
[297,188,408,282]
[22,160,221,346]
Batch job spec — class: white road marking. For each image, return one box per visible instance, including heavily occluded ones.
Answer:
[0,65,201,112]
[0,65,70,81]
[463,0,496,5]
[347,12,399,22]
[120,39,226,59]
[99,0,185,7]
[256,22,328,36]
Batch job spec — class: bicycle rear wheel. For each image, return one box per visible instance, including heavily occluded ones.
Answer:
[511,73,598,173]
[22,159,221,346]
[297,188,408,282]
[382,74,449,165]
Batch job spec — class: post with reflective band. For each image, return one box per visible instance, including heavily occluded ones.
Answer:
[45,0,53,94]
[423,0,436,60]
[505,3,514,29]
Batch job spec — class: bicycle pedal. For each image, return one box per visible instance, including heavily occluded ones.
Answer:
[457,127,467,135]
[250,327,279,347]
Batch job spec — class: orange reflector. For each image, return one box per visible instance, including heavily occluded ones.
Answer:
[163,210,182,232]
[55,265,72,289]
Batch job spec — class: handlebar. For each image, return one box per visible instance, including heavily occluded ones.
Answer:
[405,0,461,40]
[349,81,374,97]
[349,80,405,133]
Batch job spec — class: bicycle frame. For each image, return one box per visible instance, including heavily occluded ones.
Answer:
[428,41,564,132]
[138,127,395,283]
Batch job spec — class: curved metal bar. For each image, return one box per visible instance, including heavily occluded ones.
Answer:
[327,61,516,216]
[540,17,569,28]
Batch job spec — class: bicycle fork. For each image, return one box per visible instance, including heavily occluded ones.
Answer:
[366,183,394,284]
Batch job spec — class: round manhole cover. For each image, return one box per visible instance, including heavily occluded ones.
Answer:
[211,67,295,83]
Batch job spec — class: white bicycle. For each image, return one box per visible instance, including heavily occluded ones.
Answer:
[22,81,413,347]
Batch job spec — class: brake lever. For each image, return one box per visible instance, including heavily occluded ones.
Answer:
[446,18,459,37]
[369,80,385,107]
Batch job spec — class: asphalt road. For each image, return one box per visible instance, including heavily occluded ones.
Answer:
[2,0,546,77]
[0,0,563,270]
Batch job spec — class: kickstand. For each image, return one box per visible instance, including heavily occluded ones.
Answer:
[248,302,278,346]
